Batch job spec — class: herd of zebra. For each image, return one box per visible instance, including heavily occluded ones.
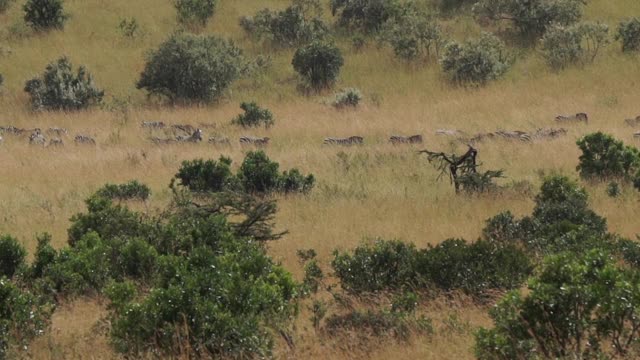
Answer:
[2,113,639,148]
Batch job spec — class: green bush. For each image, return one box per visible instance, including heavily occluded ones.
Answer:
[541,22,609,70]
[240,4,328,47]
[23,0,67,31]
[0,235,26,279]
[95,181,151,201]
[30,233,57,279]
[137,33,245,102]
[332,239,420,293]
[332,88,362,108]
[476,250,640,359]
[120,238,158,280]
[616,17,640,52]
[0,0,13,13]
[606,181,621,197]
[473,0,585,38]
[280,168,315,194]
[24,57,104,111]
[330,0,401,33]
[302,259,323,294]
[379,6,445,61]
[173,157,234,193]
[238,151,281,194]
[232,101,275,128]
[117,17,142,39]
[577,132,640,180]
[292,41,344,89]
[174,0,217,27]
[441,33,511,85]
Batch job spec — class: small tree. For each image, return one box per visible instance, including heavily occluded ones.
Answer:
[137,33,245,102]
[23,0,68,31]
[232,102,275,128]
[0,235,26,278]
[542,22,609,70]
[174,0,217,27]
[292,41,344,89]
[441,33,511,85]
[577,132,640,180]
[238,151,281,194]
[330,0,402,33]
[379,6,445,61]
[616,17,640,52]
[24,57,104,111]
[173,157,234,193]
[332,88,362,108]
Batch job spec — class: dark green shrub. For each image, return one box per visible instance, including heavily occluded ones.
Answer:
[616,238,640,268]
[330,0,401,33]
[417,239,532,296]
[292,41,344,89]
[441,33,511,85]
[120,238,158,280]
[577,132,640,180]
[238,151,281,194]
[332,239,419,293]
[30,233,57,279]
[302,259,323,294]
[240,5,328,47]
[541,22,609,70]
[473,0,585,38]
[232,101,275,128]
[476,250,640,359]
[481,211,521,245]
[616,17,640,52]
[105,280,136,314]
[331,88,362,108]
[137,33,245,102]
[174,0,217,27]
[24,57,104,111]
[23,0,67,31]
[96,181,151,201]
[379,6,445,61]
[606,181,621,197]
[391,291,418,314]
[280,168,315,194]
[0,235,26,278]
[173,157,234,193]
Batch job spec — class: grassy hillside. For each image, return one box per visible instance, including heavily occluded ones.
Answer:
[1,0,640,358]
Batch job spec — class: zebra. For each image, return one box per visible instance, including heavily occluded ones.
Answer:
[240,136,270,146]
[170,124,195,134]
[208,136,231,146]
[1,126,28,136]
[533,128,567,139]
[555,112,588,123]
[624,116,640,127]
[74,135,96,145]
[47,127,68,136]
[29,129,46,146]
[142,121,166,129]
[323,136,364,145]
[49,138,64,147]
[495,130,532,142]
[436,129,466,137]
[389,135,423,144]
[176,129,203,143]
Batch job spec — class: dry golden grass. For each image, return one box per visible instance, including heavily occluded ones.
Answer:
[2,0,640,358]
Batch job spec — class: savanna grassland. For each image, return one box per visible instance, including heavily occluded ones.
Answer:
[1,0,640,359]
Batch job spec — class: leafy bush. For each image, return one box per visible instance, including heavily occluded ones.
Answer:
[606,181,621,197]
[280,168,315,194]
[173,157,234,193]
[23,0,67,31]
[332,88,362,108]
[616,17,640,52]
[441,33,511,85]
[30,233,57,279]
[292,41,344,89]
[174,0,217,27]
[577,132,640,180]
[541,22,609,70]
[473,0,585,38]
[117,18,142,39]
[238,151,282,194]
[240,4,328,47]
[379,6,445,61]
[330,0,401,33]
[302,259,323,294]
[332,239,420,293]
[95,181,151,201]
[0,235,26,278]
[232,101,275,128]
[24,57,104,111]
[476,250,640,359]
[0,0,14,13]
[417,239,532,296]
[137,33,245,102]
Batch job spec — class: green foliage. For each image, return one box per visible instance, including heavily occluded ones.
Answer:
[24,57,104,111]
[238,150,281,193]
[330,0,401,33]
[30,233,57,279]
[379,6,445,61]
[616,17,640,52]
[441,33,511,85]
[174,0,217,27]
[332,239,419,293]
[95,181,151,201]
[476,250,640,359]
[173,157,234,193]
[606,181,621,197]
[280,168,316,194]
[137,33,245,102]
[0,235,26,279]
[0,0,14,14]
[391,291,418,314]
[117,17,142,39]
[232,101,275,128]
[292,41,344,89]
[541,22,610,70]
[104,280,136,314]
[473,0,585,38]
[325,308,431,340]
[577,132,640,180]
[23,0,67,31]
[302,259,323,294]
[331,88,362,108]
[240,4,328,47]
